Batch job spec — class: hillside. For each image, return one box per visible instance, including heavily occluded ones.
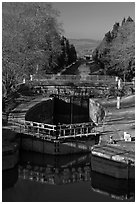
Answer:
[92,17,135,81]
[69,39,100,57]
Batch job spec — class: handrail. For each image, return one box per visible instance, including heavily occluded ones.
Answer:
[57,121,95,129]
[8,117,56,129]
[8,115,97,140]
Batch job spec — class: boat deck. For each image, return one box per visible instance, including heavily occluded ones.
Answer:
[91,141,135,179]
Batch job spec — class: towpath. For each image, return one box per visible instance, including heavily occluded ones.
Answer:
[97,95,135,143]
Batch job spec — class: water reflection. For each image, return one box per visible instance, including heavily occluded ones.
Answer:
[19,150,91,185]
[3,150,135,201]
[91,171,135,201]
[2,165,18,190]
[19,150,135,201]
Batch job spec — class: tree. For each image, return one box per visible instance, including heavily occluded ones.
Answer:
[122,17,126,26]
[111,22,119,38]
[69,44,77,63]
[126,16,134,22]
[54,36,77,72]
[92,17,135,81]
[2,2,62,96]
[105,31,112,42]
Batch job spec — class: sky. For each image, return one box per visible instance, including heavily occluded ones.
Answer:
[52,2,135,40]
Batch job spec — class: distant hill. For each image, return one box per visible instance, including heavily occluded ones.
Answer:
[92,17,135,81]
[69,39,100,57]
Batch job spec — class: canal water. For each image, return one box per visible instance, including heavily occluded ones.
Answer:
[78,63,91,75]
[61,60,101,75]
[2,150,135,202]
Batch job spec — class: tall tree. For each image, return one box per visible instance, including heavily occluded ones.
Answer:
[54,36,77,72]
[92,17,135,81]
[2,2,62,96]
[69,44,77,63]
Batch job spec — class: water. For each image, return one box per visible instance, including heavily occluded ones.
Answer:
[2,150,135,202]
[78,63,91,75]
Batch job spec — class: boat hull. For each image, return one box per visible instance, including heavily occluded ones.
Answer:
[91,143,135,179]
[91,155,135,179]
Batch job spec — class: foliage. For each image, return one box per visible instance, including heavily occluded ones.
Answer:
[2,3,62,95]
[55,36,77,72]
[93,17,135,81]
[2,2,77,97]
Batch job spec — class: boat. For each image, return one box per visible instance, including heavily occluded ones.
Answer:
[91,142,135,179]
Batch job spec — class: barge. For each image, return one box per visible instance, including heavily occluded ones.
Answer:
[91,142,135,179]
[8,95,102,155]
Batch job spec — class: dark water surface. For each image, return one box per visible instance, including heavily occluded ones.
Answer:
[3,151,135,202]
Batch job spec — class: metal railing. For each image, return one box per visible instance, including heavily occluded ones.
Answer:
[8,115,98,141]
[8,116,57,140]
[56,122,97,139]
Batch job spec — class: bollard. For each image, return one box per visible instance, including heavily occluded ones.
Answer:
[109,136,114,144]
[23,78,25,83]
[118,79,121,89]
[115,76,118,82]
[124,132,131,141]
[30,74,33,81]
[117,96,120,109]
